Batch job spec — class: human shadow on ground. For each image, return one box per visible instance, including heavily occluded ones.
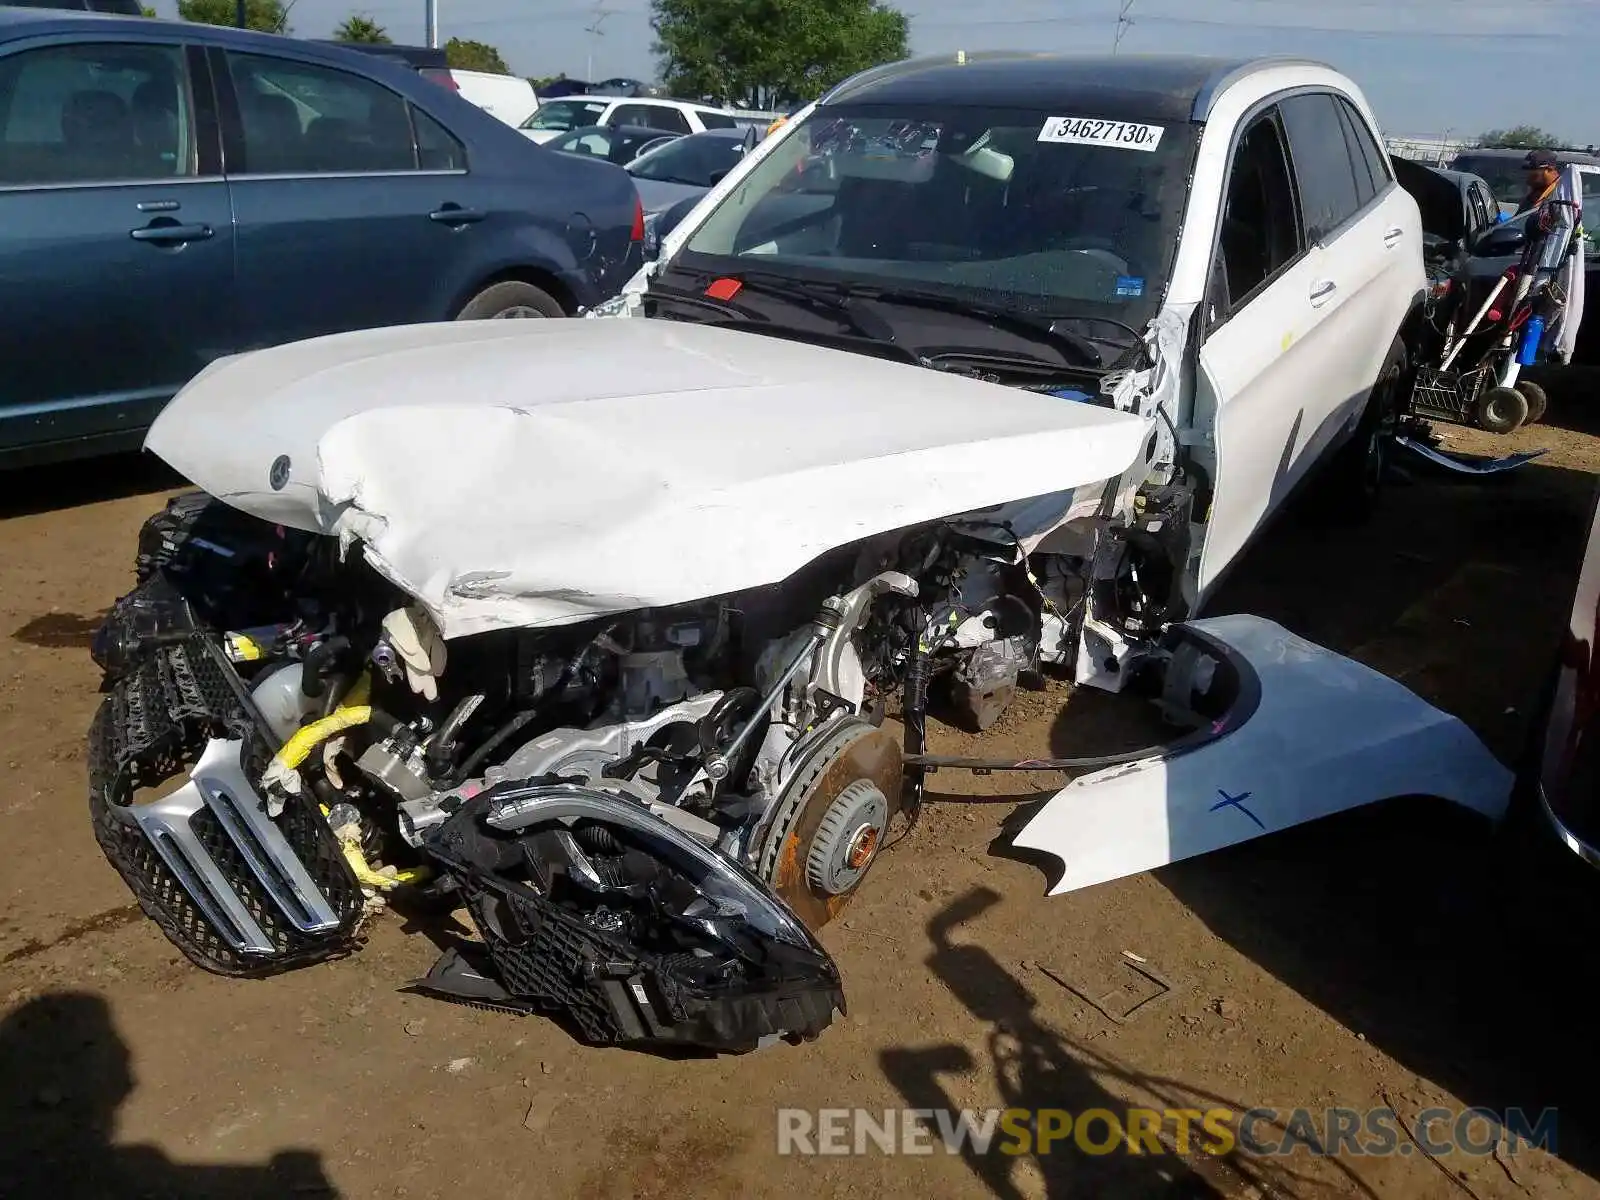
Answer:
[0,991,340,1199]
[878,887,1376,1199]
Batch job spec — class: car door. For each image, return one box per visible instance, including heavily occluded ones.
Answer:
[1195,104,1335,594]
[1276,91,1409,468]
[0,37,233,461]
[214,47,477,347]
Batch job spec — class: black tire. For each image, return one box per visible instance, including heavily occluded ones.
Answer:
[1516,379,1549,424]
[1474,385,1529,434]
[454,280,566,320]
[1317,335,1406,520]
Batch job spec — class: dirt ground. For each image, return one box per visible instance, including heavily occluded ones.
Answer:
[5,372,1600,1200]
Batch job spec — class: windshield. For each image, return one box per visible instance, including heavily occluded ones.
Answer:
[629,133,746,185]
[678,104,1198,322]
[522,98,607,132]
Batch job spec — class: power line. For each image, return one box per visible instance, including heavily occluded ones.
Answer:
[1112,0,1134,54]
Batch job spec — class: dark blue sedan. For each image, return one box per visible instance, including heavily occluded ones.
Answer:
[0,9,645,467]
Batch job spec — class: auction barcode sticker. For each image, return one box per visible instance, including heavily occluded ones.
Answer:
[1038,116,1164,151]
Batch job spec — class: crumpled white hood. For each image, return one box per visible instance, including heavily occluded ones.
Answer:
[148,318,1151,638]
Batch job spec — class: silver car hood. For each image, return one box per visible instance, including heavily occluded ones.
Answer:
[147,318,1150,639]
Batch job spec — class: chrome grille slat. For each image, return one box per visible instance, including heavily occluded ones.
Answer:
[132,784,276,956]
[195,740,342,935]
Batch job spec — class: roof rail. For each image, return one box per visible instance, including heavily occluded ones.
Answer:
[819,51,1052,106]
[1191,56,1336,120]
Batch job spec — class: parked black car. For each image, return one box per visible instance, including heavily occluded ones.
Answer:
[1450,146,1600,214]
[0,9,644,468]
[0,0,141,11]
[545,123,678,165]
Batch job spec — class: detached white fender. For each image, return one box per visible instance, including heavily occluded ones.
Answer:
[1011,614,1513,894]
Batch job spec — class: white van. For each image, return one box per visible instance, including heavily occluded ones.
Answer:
[444,69,538,128]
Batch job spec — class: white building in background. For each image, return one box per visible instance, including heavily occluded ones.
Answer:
[1385,134,1474,165]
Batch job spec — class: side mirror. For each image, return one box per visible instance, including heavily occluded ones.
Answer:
[707,168,730,186]
[649,194,701,258]
[1476,223,1527,257]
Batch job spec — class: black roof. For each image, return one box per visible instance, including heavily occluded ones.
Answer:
[1454,146,1600,165]
[822,53,1323,125]
[311,40,447,70]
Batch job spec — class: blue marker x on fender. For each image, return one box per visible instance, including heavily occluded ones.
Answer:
[1210,788,1264,830]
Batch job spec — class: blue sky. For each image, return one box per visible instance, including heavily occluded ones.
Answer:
[157,0,1600,142]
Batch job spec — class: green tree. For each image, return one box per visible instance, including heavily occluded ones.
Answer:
[176,0,290,33]
[140,5,158,15]
[333,14,391,43]
[445,37,510,74]
[1478,126,1561,149]
[651,0,909,110]
[528,73,568,90]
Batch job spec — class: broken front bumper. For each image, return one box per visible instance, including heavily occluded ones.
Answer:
[88,636,364,975]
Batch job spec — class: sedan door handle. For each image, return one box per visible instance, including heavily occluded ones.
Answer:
[130,222,214,244]
[1383,226,1405,248]
[429,205,486,225]
[1309,279,1338,307]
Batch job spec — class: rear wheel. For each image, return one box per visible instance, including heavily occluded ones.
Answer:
[1516,380,1549,424]
[1474,385,1529,434]
[455,281,566,320]
[1317,335,1406,520]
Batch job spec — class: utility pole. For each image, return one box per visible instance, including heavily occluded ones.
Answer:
[235,0,246,27]
[425,0,439,48]
[1112,0,1134,54]
[584,7,613,81]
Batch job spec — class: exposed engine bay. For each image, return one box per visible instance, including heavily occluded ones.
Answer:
[88,474,1218,1053]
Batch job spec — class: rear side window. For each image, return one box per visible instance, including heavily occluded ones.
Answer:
[0,41,194,185]
[1218,108,1303,309]
[1278,92,1362,242]
[1338,98,1389,191]
[1334,99,1384,206]
[226,51,415,175]
[613,103,690,134]
[413,105,464,169]
[697,110,736,130]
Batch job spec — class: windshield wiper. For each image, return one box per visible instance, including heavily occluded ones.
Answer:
[730,272,901,344]
[917,348,1086,381]
[847,286,1106,368]
[644,287,921,365]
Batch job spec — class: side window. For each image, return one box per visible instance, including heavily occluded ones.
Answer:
[412,105,465,170]
[1467,184,1490,234]
[225,51,415,175]
[617,103,689,134]
[1334,101,1376,206]
[698,110,736,130]
[1337,97,1390,197]
[1217,108,1303,312]
[0,41,194,185]
[1278,92,1362,242]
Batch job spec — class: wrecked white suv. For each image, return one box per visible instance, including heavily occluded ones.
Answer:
[87,54,1509,1055]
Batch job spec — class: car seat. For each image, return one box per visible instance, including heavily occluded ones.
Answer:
[60,89,134,180]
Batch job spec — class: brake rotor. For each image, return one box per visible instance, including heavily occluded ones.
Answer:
[754,717,902,931]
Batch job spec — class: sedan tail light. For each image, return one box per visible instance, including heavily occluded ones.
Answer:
[630,196,645,243]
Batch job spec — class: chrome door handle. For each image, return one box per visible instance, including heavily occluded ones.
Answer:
[1383,226,1404,248]
[130,222,214,244]
[429,206,486,225]
[1309,279,1337,307]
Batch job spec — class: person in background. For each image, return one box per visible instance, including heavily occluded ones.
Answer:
[1517,149,1580,289]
